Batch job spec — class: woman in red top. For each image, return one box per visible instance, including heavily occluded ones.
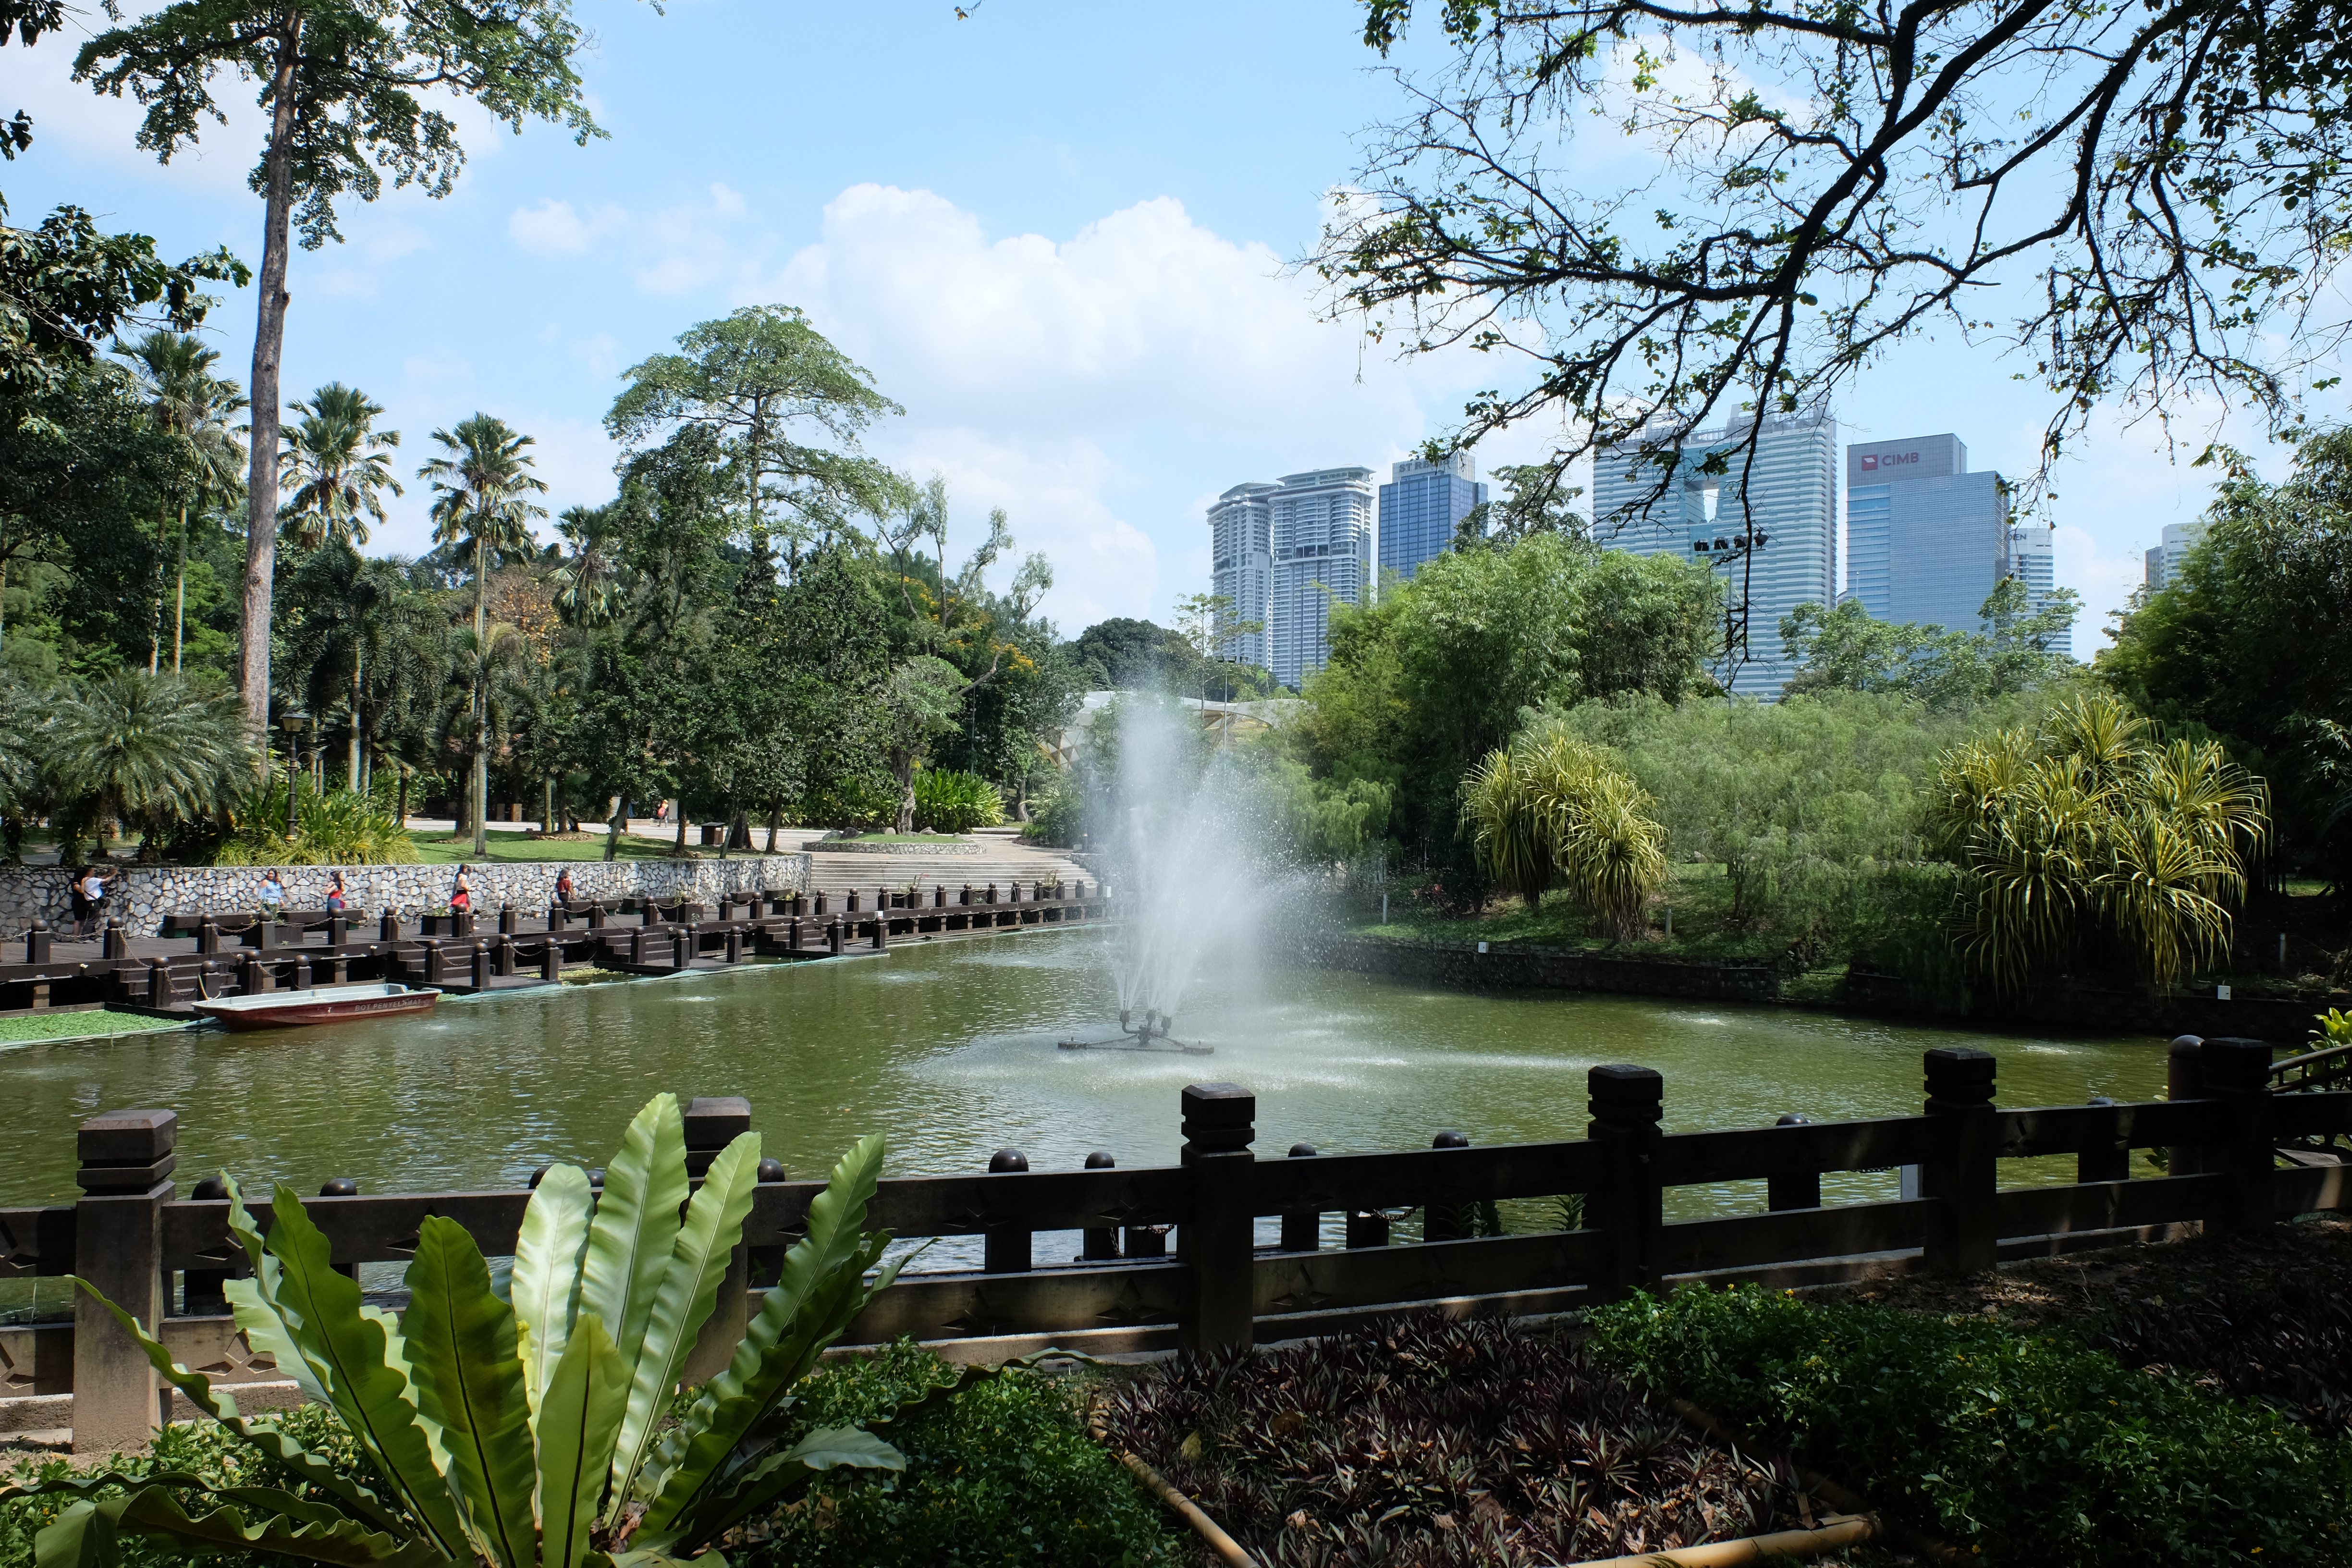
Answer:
[450,866,473,913]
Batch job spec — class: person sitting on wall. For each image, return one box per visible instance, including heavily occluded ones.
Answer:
[325,872,347,914]
[258,870,285,913]
[80,865,110,936]
[450,866,473,914]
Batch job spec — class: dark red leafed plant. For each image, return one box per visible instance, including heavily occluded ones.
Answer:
[1095,1311,1801,1567]
[2094,1282,2352,1436]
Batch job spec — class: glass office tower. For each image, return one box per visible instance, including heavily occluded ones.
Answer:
[1267,466,1377,689]
[1378,453,1487,580]
[1592,407,1838,698]
[1844,433,2012,632]
[1206,481,1277,670]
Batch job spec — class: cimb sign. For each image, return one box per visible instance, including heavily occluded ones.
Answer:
[1859,451,1920,471]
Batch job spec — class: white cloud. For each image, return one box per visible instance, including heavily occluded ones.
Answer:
[509,197,628,256]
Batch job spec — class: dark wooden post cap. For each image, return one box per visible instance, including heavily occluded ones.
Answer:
[1776,1113,1809,1127]
[1588,1064,1663,1126]
[1923,1047,1997,1110]
[756,1157,788,1183]
[683,1096,752,1177]
[1181,1082,1257,1155]
[1432,1130,1469,1149]
[1288,1142,1318,1158]
[989,1149,1029,1173]
[1085,1151,1117,1169]
[2198,1037,2274,1093]
[77,1108,178,1193]
[318,1177,359,1197]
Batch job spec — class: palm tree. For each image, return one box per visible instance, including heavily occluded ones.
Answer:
[419,415,548,855]
[551,503,625,836]
[280,382,402,551]
[44,671,256,862]
[283,548,442,793]
[113,331,248,673]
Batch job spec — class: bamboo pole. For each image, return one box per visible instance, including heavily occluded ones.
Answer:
[1567,1513,1873,1567]
[1115,1449,1255,1568]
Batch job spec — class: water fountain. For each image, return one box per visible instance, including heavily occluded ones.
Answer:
[1055,698,1292,1058]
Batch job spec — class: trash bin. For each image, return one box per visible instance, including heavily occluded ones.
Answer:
[699,822,723,846]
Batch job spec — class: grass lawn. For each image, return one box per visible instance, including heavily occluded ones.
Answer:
[1349,861,1788,964]
[0,1010,191,1044]
[404,831,736,864]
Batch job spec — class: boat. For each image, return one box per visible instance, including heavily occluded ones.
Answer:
[193,981,441,1031]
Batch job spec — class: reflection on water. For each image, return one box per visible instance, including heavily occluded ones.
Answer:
[0,928,2168,1240]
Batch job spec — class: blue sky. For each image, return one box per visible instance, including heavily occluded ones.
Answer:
[11,0,2323,656]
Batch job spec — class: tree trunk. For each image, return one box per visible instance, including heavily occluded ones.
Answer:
[674,805,688,858]
[347,658,362,790]
[605,799,625,861]
[472,536,489,857]
[396,768,408,828]
[238,8,304,735]
[765,807,780,853]
[173,506,187,673]
[895,758,917,836]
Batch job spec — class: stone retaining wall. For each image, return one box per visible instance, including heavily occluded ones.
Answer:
[0,856,811,936]
[1296,931,1782,1004]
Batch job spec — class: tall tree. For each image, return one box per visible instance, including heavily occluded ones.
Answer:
[279,382,400,550]
[1330,0,2352,508]
[419,414,547,854]
[75,0,624,731]
[606,305,907,576]
[113,330,246,672]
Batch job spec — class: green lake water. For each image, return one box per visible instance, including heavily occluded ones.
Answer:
[0,926,2169,1248]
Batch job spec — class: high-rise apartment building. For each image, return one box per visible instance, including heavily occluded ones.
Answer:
[1844,434,2011,633]
[1206,481,1277,669]
[1268,466,1377,689]
[1592,406,1838,699]
[2144,521,2207,592]
[2005,520,2055,617]
[1378,453,1487,580]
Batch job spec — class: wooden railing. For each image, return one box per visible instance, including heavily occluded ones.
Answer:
[4,1038,2347,1453]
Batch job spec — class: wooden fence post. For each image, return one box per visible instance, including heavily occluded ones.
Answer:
[541,939,563,984]
[1768,1114,1820,1210]
[1082,1152,1121,1261]
[1587,1065,1663,1303]
[682,1096,752,1384]
[1178,1082,1257,1353]
[1424,1130,1471,1241]
[73,1109,177,1454]
[984,1150,1032,1273]
[2201,1037,2277,1234]
[2166,1034,2205,1176]
[1280,1143,1320,1252]
[1922,1047,1998,1275]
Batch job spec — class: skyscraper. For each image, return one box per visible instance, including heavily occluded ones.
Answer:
[1268,466,1377,689]
[1207,481,1277,670]
[2144,521,2207,591]
[1844,434,2011,633]
[2005,520,2055,618]
[1592,407,1838,699]
[1378,453,1488,580]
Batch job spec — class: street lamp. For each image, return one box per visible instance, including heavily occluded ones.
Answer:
[279,710,308,841]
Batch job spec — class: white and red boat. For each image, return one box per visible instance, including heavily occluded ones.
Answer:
[193,981,441,1032]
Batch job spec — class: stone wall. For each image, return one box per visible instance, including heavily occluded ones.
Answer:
[1296,931,1782,1004]
[0,856,811,936]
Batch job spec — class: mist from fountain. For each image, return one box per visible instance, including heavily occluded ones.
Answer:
[1092,699,1298,1041]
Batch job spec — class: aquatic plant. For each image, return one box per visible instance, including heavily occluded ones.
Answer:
[1096,1311,1796,1565]
[4,1095,911,1568]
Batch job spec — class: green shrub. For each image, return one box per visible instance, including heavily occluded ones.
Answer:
[1588,1283,2352,1568]
[748,1341,1177,1568]
[1022,770,1085,848]
[214,780,417,865]
[911,769,1005,834]
[1,1405,376,1568]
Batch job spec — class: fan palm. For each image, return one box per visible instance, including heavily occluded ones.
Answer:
[43,672,257,861]
[281,383,402,551]
[113,331,248,673]
[420,415,549,855]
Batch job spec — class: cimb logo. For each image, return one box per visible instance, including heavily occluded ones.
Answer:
[1859,451,1920,471]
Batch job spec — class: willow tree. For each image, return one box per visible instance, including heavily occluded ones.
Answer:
[76,0,627,732]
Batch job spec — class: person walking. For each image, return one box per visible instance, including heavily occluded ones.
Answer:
[554,868,575,905]
[450,866,473,914]
[80,865,111,937]
[258,870,285,911]
[67,867,92,938]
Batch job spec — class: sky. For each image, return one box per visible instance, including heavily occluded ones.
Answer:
[9,0,2335,659]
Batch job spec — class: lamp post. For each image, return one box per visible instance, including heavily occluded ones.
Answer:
[279,710,307,841]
